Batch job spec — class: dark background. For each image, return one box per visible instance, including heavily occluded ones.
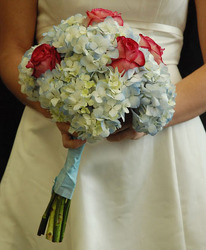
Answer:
[0,0,205,181]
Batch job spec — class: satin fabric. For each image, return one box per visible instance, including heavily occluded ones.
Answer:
[1,0,206,249]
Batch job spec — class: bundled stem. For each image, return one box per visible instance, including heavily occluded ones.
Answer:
[60,199,71,242]
[37,192,56,236]
[46,198,57,241]
[53,196,64,242]
[37,192,71,242]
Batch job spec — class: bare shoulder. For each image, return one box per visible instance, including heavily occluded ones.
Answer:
[0,0,38,52]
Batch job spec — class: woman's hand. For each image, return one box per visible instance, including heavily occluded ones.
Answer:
[107,128,145,142]
[107,114,145,142]
[56,122,86,149]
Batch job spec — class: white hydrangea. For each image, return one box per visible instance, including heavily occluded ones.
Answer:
[18,46,39,101]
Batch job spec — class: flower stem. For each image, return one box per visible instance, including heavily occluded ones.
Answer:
[53,195,65,242]
[46,197,57,241]
[37,192,56,236]
[60,199,71,242]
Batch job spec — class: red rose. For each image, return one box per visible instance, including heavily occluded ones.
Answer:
[109,36,145,74]
[86,8,123,26]
[139,34,165,64]
[26,44,61,78]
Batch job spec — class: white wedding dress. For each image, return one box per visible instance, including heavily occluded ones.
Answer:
[1,0,206,249]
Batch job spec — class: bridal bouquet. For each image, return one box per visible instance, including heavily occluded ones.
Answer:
[18,8,176,242]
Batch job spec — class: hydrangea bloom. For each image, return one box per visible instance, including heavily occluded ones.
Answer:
[19,13,175,141]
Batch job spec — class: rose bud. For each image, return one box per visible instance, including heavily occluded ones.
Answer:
[26,44,61,78]
[139,34,165,64]
[86,8,123,26]
[109,36,145,74]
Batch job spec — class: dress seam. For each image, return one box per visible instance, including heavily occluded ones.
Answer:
[170,127,187,250]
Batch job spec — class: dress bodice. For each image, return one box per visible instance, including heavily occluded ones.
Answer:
[36,0,189,65]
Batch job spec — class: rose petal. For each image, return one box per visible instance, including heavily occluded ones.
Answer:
[33,58,52,78]
[116,37,126,59]
[133,50,145,66]
[139,34,165,64]
[116,36,145,66]
[150,51,163,65]
[87,8,123,26]
[26,44,61,78]
[139,34,150,49]
[112,16,124,26]
[110,58,138,74]
[26,61,34,69]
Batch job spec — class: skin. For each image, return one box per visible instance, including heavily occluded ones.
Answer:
[0,0,205,149]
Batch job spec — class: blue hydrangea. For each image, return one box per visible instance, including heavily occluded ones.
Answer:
[18,12,176,142]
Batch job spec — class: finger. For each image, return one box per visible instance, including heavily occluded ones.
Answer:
[112,114,133,134]
[112,123,130,134]
[131,132,145,140]
[56,122,71,133]
[56,122,80,138]
[107,128,135,141]
[107,128,145,142]
[62,133,86,149]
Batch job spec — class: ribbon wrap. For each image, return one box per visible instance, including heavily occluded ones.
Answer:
[53,144,85,199]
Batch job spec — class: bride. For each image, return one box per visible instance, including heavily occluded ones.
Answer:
[0,0,206,249]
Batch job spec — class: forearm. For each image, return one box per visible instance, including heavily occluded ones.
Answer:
[167,63,206,127]
[0,0,49,117]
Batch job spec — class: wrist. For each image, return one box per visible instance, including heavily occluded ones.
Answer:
[27,101,51,118]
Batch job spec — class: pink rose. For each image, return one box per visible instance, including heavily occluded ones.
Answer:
[26,44,61,78]
[86,8,123,26]
[139,34,165,64]
[109,36,145,74]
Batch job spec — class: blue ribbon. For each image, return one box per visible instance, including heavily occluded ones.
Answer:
[53,144,85,199]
